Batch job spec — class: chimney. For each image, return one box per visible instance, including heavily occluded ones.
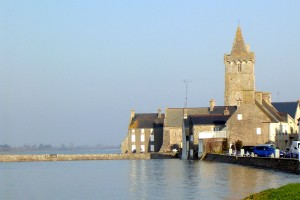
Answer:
[224,107,230,115]
[255,92,263,104]
[157,108,161,118]
[210,99,215,112]
[262,92,271,104]
[130,109,135,123]
[165,108,168,119]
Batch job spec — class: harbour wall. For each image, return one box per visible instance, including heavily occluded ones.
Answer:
[204,153,300,174]
[0,152,176,162]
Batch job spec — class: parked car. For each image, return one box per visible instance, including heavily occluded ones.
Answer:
[253,144,276,157]
[290,141,300,158]
[284,147,292,158]
[284,146,299,158]
[241,146,255,156]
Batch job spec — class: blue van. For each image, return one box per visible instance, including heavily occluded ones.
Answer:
[253,144,276,157]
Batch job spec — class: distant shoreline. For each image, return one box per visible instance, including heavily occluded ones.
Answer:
[0,148,121,155]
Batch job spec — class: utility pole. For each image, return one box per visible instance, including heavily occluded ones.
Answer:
[184,80,192,108]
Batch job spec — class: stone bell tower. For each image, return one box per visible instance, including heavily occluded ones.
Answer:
[224,26,255,106]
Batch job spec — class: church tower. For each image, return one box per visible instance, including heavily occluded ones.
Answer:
[224,26,255,106]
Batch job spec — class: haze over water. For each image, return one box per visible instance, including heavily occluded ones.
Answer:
[1,159,299,200]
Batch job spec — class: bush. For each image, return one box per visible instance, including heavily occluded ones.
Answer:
[170,144,180,151]
[235,140,243,151]
[222,139,228,152]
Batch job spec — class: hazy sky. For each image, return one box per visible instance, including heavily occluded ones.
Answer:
[1,1,300,147]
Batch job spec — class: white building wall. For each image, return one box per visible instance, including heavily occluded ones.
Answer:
[269,123,279,142]
[269,122,290,149]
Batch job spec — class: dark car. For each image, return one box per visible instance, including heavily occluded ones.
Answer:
[242,146,255,156]
[284,147,298,158]
[253,145,275,157]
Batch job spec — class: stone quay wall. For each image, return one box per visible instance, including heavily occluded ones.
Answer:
[0,153,176,162]
[204,153,300,174]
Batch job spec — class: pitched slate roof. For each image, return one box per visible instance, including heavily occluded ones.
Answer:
[209,106,237,115]
[255,100,284,122]
[272,102,299,118]
[129,113,165,129]
[189,114,231,125]
[165,106,237,127]
[164,108,208,127]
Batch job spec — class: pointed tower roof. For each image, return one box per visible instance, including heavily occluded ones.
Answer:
[231,26,248,55]
[224,25,255,61]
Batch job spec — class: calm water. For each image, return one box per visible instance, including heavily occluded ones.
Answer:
[0,159,299,200]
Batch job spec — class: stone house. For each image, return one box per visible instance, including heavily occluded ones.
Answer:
[159,107,209,152]
[121,109,164,153]
[160,102,236,153]
[225,95,283,146]
[182,106,237,159]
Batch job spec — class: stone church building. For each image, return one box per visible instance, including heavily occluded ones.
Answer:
[223,26,299,150]
[121,26,300,155]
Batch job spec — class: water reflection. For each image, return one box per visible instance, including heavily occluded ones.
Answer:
[129,160,166,200]
[129,160,300,200]
[1,160,299,200]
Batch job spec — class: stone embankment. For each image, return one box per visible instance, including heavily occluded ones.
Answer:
[204,153,300,174]
[0,152,176,162]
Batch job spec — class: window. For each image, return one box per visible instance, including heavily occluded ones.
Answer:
[131,145,136,153]
[150,145,154,152]
[131,130,135,142]
[256,128,261,135]
[150,133,154,142]
[141,131,145,142]
[237,114,242,120]
[238,63,242,72]
[214,127,220,131]
[141,145,145,153]
[190,135,193,142]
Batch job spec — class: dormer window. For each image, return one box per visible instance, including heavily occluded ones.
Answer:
[214,127,221,131]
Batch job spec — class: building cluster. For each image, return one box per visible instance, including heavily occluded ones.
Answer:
[121,26,300,158]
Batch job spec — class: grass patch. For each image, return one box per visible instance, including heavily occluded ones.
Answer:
[243,183,300,200]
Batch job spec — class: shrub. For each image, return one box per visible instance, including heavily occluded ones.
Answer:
[235,140,243,151]
[222,138,228,152]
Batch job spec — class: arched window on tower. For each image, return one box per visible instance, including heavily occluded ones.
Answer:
[237,63,242,72]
